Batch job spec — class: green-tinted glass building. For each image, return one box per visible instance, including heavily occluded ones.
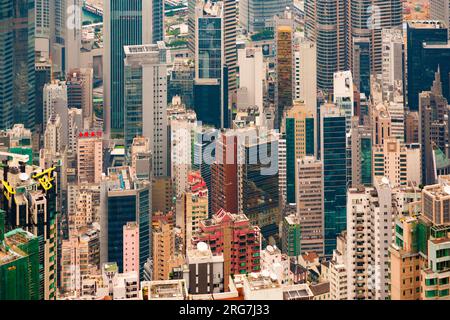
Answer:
[320,104,347,256]
[0,209,39,300]
[0,0,35,130]
[283,102,315,204]
[105,0,151,137]
[282,214,301,257]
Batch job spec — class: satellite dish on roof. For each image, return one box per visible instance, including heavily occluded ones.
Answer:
[270,273,278,282]
[197,242,208,252]
[266,245,274,253]
[444,186,450,195]
[19,172,29,181]
[381,177,389,185]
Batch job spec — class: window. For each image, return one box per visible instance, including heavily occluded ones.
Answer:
[425,290,438,298]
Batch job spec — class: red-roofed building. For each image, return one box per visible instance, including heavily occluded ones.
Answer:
[192,209,261,291]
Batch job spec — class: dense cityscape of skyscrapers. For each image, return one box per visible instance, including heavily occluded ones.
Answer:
[2,0,450,302]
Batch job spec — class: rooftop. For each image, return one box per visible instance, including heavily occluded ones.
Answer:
[142,280,187,300]
[245,272,281,291]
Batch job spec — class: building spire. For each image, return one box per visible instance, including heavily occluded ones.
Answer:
[431,65,442,96]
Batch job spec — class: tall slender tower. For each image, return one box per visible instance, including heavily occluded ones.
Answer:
[103,0,153,138]
[0,0,35,130]
[305,0,347,91]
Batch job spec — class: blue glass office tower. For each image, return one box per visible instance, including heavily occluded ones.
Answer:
[193,4,229,129]
[407,21,449,111]
[0,0,35,130]
[320,104,347,256]
[151,0,165,42]
[105,168,151,280]
[239,133,279,242]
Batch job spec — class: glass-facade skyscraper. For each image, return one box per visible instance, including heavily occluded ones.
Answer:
[105,168,151,280]
[239,0,292,33]
[104,0,163,138]
[406,20,448,111]
[320,104,347,256]
[193,3,229,129]
[239,133,280,243]
[0,0,35,130]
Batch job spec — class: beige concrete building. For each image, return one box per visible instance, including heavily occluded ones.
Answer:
[152,220,176,281]
[346,177,393,300]
[390,215,423,300]
[329,231,348,300]
[296,156,324,255]
[176,171,209,251]
[372,137,421,188]
[152,176,173,214]
[77,130,103,184]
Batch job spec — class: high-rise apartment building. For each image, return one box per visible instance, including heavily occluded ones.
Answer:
[60,226,100,295]
[381,29,404,100]
[168,102,197,197]
[296,156,324,255]
[130,137,153,181]
[43,81,68,134]
[390,176,450,300]
[176,171,209,251]
[152,219,175,281]
[192,209,261,291]
[372,137,421,188]
[77,130,103,185]
[329,232,347,300]
[237,47,265,115]
[346,177,393,300]
[294,39,317,113]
